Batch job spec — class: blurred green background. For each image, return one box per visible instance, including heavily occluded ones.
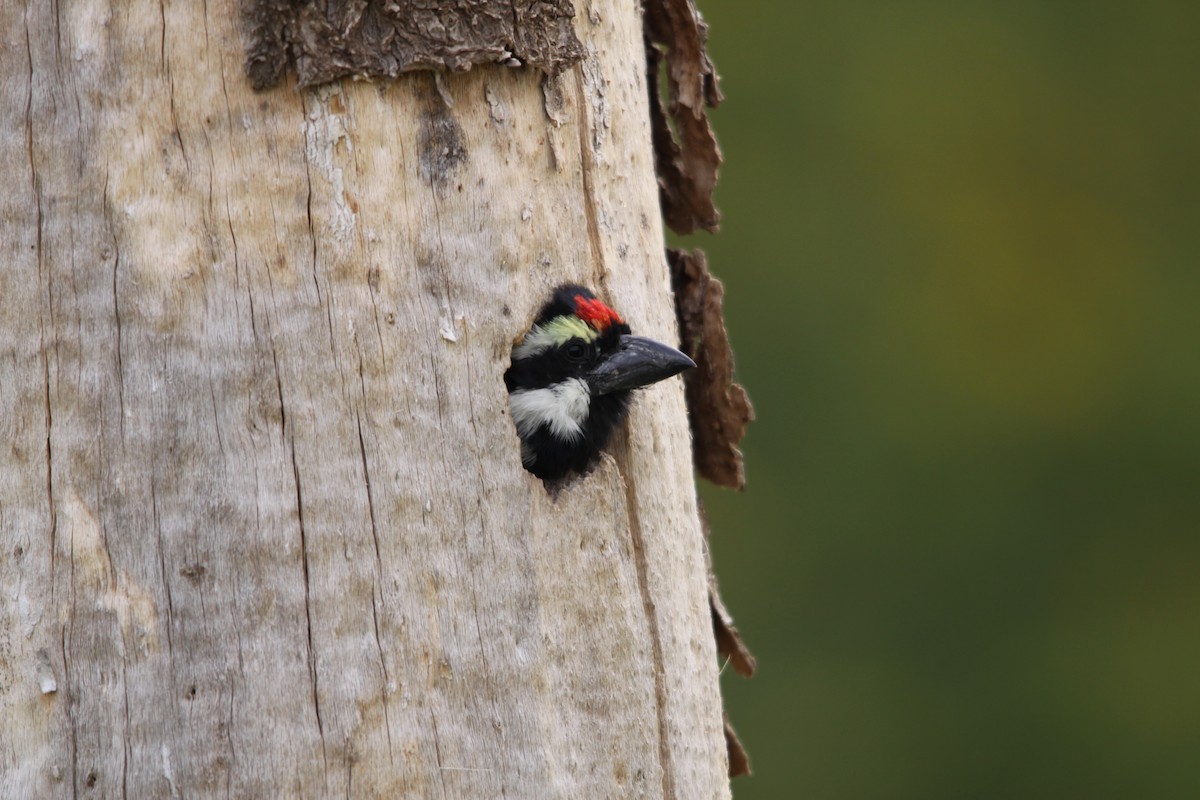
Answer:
[687,2,1200,798]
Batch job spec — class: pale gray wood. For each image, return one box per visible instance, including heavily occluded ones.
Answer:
[0,1,729,797]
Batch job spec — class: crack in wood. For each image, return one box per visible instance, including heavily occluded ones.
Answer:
[572,64,606,288]
[620,472,677,799]
[357,411,383,573]
[290,441,328,782]
[369,590,395,762]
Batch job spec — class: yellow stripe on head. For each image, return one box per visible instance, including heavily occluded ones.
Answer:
[513,315,599,360]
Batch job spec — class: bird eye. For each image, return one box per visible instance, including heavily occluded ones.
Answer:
[564,341,589,363]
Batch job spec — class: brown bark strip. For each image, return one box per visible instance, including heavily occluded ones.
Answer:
[645,9,754,779]
[242,0,585,90]
[669,248,753,490]
[644,0,723,234]
[698,502,756,679]
[697,499,755,778]
[710,587,756,680]
[623,476,679,800]
[723,716,751,778]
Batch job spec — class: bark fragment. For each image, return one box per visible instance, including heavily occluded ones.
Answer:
[710,582,757,679]
[243,0,586,90]
[696,499,755,778]
[669,248,753,490]
[699,501,756,680]
[418,103,468,190]
[724,715,752,778]
[644,0,723,234]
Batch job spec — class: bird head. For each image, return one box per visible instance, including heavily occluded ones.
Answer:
[505,284,695,480]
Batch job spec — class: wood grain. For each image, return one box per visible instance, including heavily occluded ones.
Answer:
[0,0,729,796]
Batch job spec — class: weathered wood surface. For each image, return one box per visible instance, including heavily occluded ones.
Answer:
[0,0,728,797]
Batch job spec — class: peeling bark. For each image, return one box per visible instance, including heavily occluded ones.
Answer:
[0,1,729,796]
[243,0,586,90]
[724,715,752,778]
[641,2,753,778]
[699,499,756,778]
[711,585,757,680]
[644,0,723,234]
[669,248,754,490]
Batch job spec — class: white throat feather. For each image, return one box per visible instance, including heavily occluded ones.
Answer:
[509,379,592,442]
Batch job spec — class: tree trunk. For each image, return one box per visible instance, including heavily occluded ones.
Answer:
[1,1,729,797]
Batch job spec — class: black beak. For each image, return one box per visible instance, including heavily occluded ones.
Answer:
[588,335,696,396]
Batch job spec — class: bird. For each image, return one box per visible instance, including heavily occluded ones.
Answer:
[505,284,696,480]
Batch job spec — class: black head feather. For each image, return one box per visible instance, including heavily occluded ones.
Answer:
[505,284,688,481]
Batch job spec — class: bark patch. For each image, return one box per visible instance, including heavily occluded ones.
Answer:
[699,502,756,679]
[699,501,755,777]
[243,1,586,90]
[644,0,723,234]
[669,249,753,490]
[710,587,756,679]
[724,715,752,777]
[418,106,468,190]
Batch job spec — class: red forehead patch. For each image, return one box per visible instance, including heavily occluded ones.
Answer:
[573,294,624,331]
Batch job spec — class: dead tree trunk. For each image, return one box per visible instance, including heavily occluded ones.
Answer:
[1,1,731,797]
